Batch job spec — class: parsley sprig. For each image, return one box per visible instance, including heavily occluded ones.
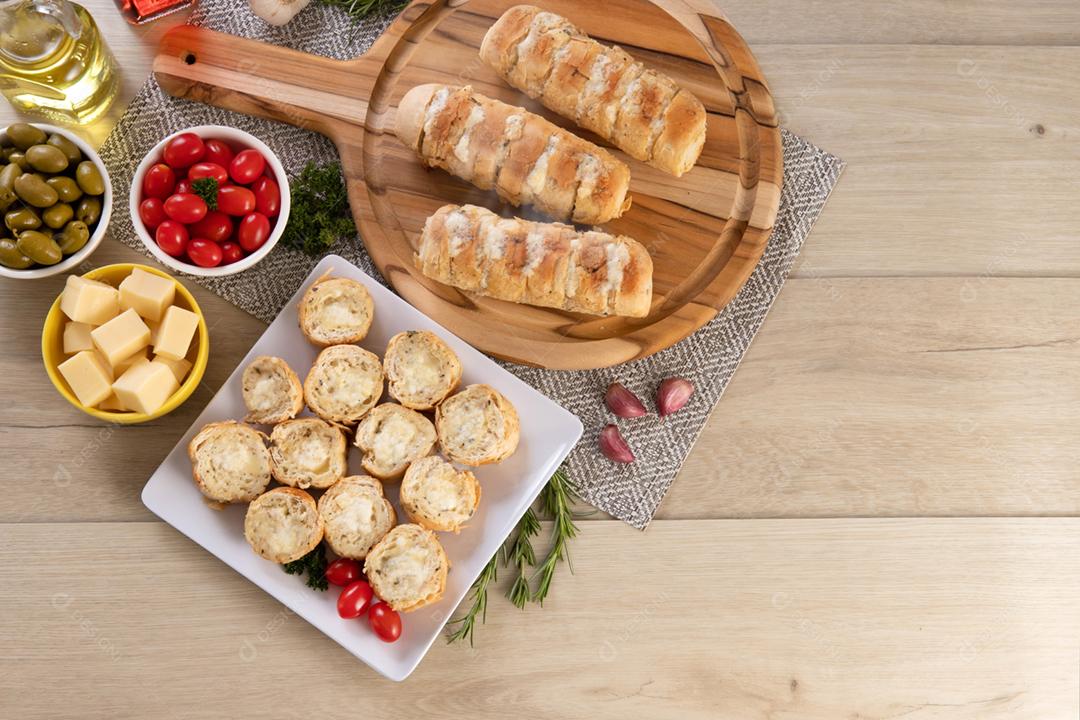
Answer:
[191,177,218,210]
[282,544,328,591]
[280,161,357,257]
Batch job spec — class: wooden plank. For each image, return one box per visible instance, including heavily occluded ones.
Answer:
[1,519,1077,718]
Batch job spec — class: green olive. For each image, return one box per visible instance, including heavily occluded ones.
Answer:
[0,163,19,210]
[74,195,101,225]
[6,151,28,171]
[0,237,33,269]
[55,220,90,255]
[6,123,47,151]
[46,133,82,164]
[5,206,41,232]
[15,229,62,265]
[0,147,16,162]
[13,172,58,208]
[46,175,82,203]
[74,161,105,196]
[25,144,69,173]
[43,202,74,230]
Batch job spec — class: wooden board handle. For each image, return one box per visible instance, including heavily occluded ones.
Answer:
[154,26,373,137]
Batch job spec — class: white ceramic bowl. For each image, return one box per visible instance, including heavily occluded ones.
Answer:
[0,123,112,280]
[129,125,290,277]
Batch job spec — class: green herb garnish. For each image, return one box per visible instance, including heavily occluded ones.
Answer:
[282,544,328,591]
[446,551,497,647]
[191,177,218,210]
[315,0,408,23]
[280,161,357,257]
[505,507,540,608]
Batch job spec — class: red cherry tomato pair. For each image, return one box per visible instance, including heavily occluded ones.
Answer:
[328,559,402,643]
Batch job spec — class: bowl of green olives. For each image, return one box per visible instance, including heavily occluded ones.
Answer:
[0,123,111,280]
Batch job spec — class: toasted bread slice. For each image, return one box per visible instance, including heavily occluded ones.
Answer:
[241,355,304,425]
[187,421,271,504]
[354,403,437,481]
[244,487,324,564]
[268,417,347,489]
[436,384,520,466]
[304,344,384,425]
[317,476,396,560]
[364,524,449,612]
[384,330,462,410]
[298,274,374,347]
[400,455,481,533]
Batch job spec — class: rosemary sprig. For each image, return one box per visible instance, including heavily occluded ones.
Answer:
[315,0,408,23]
[531,468,581,605]
[445,551,497,647]
[505,508,540,608]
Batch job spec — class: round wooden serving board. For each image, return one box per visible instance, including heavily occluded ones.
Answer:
[153,0,782,369]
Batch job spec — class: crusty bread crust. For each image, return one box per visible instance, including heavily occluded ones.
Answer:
[241,355,304,425]
[268,417,348,489]
[399,455,481,533]
[304,344,384,425]
[317,476,396,560]
[298,274,374,347]
[478,4,540,76]
[384,330,462,410]
[435,383,521,466]
[244,487,324,564]
[364,523,449,612]
[354,403,437,481]
[396,83,440,152]
[187,420,271,504]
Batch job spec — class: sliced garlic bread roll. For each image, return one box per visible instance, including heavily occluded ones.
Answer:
[268,417,347,489]
[241,356,304,425]
[317,476,396,560]
[416,204,653,318]
[436,383,520,466]
[400,455,481,533]
[383,330,462,410]
[354,403,437,480]
[244,487,324,564]
[298,274,374,347]
[481,5,707,177]
[364,524,449,612]
[304,344,384,425]
[187,421,271,504]
[396,84,631,224]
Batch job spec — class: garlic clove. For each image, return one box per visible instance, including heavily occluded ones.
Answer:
[656,377,694,416]
[599,424,635,464]
[605,382,647,418]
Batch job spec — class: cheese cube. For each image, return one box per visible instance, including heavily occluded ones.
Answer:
[60,275,120,325]
[112,360,179,415]
[114,347,150,376]
[154,353,193,383]
[62,322,95,354]
[154,305,199,362]
[91,309,152,367]
[57,350,113,407]
[119,268,176,322]
[97,393,129,412]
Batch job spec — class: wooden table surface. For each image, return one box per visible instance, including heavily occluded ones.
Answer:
[2,2,1079,717]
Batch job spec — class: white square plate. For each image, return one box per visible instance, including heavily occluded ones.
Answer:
[142,255,583,681]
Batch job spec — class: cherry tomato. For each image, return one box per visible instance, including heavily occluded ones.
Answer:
[164,193,208,224]
[325,558,362,587]
[203,139,234,168]
[138,197,168,230]
[163,132,206,168]
[188,162,229,185]
[220,241,244,265]
[237,212,271,253]
[175,178,193,195]
[155,220,189,258]
[186,238,223,268]
[368,603,402,642]
[190,210,233,243]
[229,149,267,185]
[142,163,176,200]
[217,185,256,216]
[337,580,374,619]
[251,176,281,217]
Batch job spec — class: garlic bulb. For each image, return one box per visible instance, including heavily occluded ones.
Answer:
[249,0,311,26]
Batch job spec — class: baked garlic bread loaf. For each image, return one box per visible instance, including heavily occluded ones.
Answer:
[268,417,348,489]
[241,356,304,425]
[416,204,653,318]
[364,523,449,612]
[354,403,438,480]
[298,274,374,347]
[400,455,481,533]
[187,421,271,504]
[244,487,324,564]
[304,344,384,425]
[436,384,520,466]
[481,5,708,177]
[383,330,462,410]
[396,83,631,225]
[317,476,396,560]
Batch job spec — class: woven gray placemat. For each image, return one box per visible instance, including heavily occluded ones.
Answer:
[100,0,844,530]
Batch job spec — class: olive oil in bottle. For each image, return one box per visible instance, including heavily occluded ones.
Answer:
[0,0,119,124]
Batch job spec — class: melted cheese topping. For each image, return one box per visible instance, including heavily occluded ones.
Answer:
[370,411,424,464]
[247,372,284,413]
[368,528,442,604]
[294,433,332,473]
[423,87,451,140]
[247,493,317,560]
[523,229,547,277]
[453,104,485,163]
[525,135,559,197]
[565,237,582,299]
[602,240,630,300]
[444,209,472,258]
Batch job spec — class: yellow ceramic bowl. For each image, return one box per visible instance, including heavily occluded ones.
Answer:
[41,263,210,424]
